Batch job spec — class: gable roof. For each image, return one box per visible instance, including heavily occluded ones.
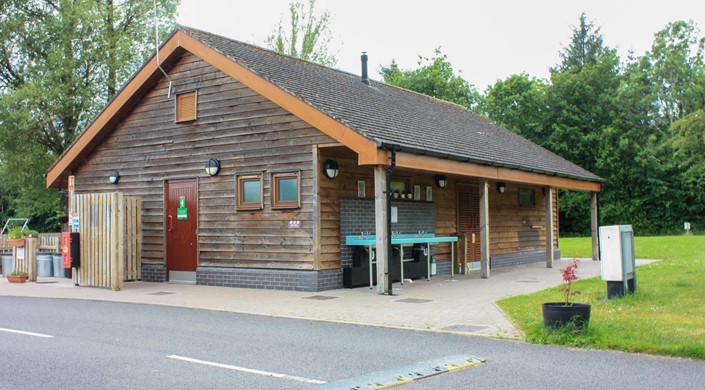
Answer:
[47,26,602,189]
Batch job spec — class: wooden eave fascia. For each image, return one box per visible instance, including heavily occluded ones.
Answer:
[394,151,601,192]
[176,32,381,165]
[46,34,184,188]
[46,30,381,188]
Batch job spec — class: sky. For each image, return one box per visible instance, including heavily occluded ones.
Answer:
[177,0,705,91]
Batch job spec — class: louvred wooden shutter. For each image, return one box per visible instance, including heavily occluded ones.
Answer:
[176,91,197,122]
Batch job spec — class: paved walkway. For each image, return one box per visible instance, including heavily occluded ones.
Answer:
[0,258,652,339]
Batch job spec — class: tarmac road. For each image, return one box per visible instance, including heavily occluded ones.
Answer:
[1,296,703,389]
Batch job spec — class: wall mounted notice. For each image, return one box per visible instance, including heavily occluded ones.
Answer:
[391,207,398,223]
[177,196,188,220]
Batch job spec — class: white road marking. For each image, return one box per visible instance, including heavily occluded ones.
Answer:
[0,327,54,338]
[166,355,326,385]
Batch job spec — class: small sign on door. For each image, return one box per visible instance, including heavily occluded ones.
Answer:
[177,196,188,220]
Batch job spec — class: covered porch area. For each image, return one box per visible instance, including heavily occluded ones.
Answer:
[315,144,602,295]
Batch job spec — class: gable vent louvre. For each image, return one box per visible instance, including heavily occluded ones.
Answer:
[361,52,370,85]
[176,91,197,122]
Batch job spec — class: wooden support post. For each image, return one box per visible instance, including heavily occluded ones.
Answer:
[311,145,321,270]
[545,186,554,268]
[591,192,599,261]
[479,179,490,279]
[374,166,390,294]
[116,192,125,291]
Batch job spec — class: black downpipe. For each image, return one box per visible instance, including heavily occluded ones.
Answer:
[385,150,396,295]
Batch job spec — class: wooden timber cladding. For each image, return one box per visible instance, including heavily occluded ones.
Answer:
[489,184,559,254]
[319,153,559,269]
[73,53,335,271]
[73,193,141,291]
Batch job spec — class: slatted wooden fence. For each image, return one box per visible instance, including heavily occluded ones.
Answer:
[73,192,142,291]
[0,235,9,252]
[38,233,61,253]
[1,234,61,253]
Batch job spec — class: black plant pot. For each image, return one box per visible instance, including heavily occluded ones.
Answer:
[542,302,591,329]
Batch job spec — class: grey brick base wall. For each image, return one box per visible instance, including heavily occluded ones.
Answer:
[139,249,559,290]
[340,197,436,267]
[435,260,452,275]
[196,267,343,292]
[491,249,561,268]
[142,264,166,282]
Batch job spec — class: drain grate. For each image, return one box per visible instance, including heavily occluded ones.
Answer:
[145,291,176,296]
[303,295,338,301]
[396,298,433,304]
[515,279,541,283]
[35,281,58,284]
[441,324,489,333]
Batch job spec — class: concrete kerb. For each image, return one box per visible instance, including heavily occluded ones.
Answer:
[0,258,658,339]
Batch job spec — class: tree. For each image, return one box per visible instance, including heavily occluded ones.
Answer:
[97,1,181,99]
[668,110,705,228]
[266,0,337,66]
[381,48,481,110]
[554,12,606,73]
[481,73,549,144]
[647,20,705,129]
[0,0,179,231]
[596,55,674,232]
[548,14,621,234]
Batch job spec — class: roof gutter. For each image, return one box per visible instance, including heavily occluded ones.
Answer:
[376,141,604,183]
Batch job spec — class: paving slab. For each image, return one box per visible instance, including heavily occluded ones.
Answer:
[0,258,656,338]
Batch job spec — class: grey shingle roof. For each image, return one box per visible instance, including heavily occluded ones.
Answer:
[181,27,602,183]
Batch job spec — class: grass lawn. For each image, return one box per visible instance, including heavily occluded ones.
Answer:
[497,235,705,359]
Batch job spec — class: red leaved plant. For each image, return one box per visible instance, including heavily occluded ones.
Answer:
[559,258,581,306]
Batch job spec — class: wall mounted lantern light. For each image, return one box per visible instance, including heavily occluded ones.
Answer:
[109,170,120,184]
[205,158,221,176]
[322,159,339,179]
[435,175,448,188]
[497,182,506,194]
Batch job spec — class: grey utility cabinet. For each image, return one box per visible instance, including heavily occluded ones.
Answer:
[599,225,636,299]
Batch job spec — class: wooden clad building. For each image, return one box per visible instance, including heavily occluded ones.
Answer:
[46,27,602,292]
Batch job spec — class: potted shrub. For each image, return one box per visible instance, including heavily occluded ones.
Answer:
[6,227,39,247]
[7,270,28,283]
[542,258,591,329]
[7,227,26,247]
[24,229,40,238]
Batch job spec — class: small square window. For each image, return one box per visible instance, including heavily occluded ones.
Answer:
[272,171,301,209]
[519,188,536,207]
[236,173,263,210]
[175,91,197,122]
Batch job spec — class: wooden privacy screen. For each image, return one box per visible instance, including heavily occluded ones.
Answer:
[73,192,142,291]
[11,237,38,281]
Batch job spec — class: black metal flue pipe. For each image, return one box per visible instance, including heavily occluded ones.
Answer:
[361,52,370,85]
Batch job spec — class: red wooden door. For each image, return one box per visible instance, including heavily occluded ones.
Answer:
[457,183,480,273]
[166,179,198,274]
